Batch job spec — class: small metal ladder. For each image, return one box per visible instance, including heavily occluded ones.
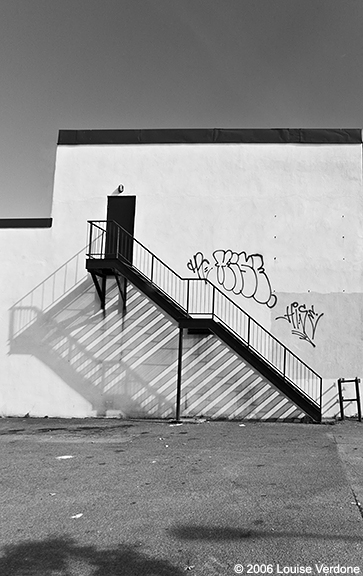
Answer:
[337,377,362,422]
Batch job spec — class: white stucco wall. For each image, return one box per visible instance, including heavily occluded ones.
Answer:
[1,138,362,418]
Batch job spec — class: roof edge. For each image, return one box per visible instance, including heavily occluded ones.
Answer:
[58,128,362,145]
[0,218,53,229]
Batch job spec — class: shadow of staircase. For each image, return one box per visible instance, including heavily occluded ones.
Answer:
[9,251,179,418]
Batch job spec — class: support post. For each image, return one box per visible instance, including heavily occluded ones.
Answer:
[114,272,127,313]
[355,378,362,422]
[337,378,345,420]
[102,276,106,306]
[90,272,107,311]
[101,276,107,317]
[175,327,183,422]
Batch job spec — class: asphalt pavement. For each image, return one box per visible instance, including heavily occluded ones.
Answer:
[0,417,362,575]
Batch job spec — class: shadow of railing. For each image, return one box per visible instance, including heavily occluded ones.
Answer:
[10,246,88,340]
[9,247,177,417]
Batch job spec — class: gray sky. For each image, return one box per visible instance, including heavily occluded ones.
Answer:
[1,0,362,217]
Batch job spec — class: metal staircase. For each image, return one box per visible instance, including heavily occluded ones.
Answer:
[86,220,322,422]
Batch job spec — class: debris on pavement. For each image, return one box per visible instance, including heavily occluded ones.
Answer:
[71,513,83,519]
[56,455,74,460]
[239,424,246,427]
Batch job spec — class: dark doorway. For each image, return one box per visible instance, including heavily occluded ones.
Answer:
[106,195,136,263]
[106,196,136,235]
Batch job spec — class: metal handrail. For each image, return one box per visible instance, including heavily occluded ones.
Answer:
[87,220,322,407]
[216,287,321,379]
[87,220,185,280]
[187,283,321,404]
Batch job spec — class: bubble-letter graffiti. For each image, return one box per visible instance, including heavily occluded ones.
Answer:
[187,249,277,308]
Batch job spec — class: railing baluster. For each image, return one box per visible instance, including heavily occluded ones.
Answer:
[150,254,154,283]
[88,222,93,257]
[283,347,286,379]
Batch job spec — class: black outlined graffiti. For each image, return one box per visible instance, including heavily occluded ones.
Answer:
[187,249,277,308]
[187,252,213,282]
[213,250,277,308]
[275,302,324,347]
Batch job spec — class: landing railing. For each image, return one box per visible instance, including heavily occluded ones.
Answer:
[87,220,322,408]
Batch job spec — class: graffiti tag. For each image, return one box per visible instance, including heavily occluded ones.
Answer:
[187,252,213,282]
[275,302,324,347]
[187,249,277,308]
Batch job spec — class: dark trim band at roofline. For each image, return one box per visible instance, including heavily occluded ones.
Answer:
[58,128,362,145]
[0,218,52,228]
